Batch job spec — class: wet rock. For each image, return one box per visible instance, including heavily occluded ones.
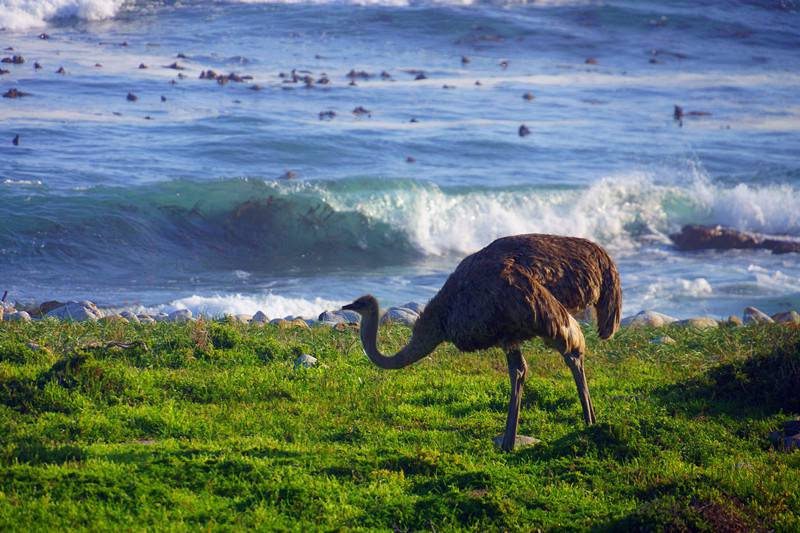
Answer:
[621,310,678,328]
[499,60,509,69]
[0,68,9,75]
[762,239,800,255]
[352,106,371,116]
[161,95,167,102]
[319,110,336,120]
[12,134,19,145]
[585,57,598,65]
[251,310,269,324]
[675,317,719,329]
[523,92,535,101]
[743,306,773,325]
[164,62,185,70]
[650,335,676,345]
[461,55,470,64]
[518,124,531,137]
[138,63,148,69]
[380,71,392,79]
[6,311,32,322]
[280,170,298,180]
[414,72,427,80]
[55,66,66,74]
[3,88,31,98]
[168,309,193,323]
[772,310,800,325]
[46,301,103,321]
[406,156,415,163]
[1,55,24,64]
[380,307,419,327]
[39,33,50,40]
[670,224,761,251]
[346,69,370,80]
[294,354,317,369]
[126,92,138,102]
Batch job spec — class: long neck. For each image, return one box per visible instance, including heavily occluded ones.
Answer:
[359,304,442,370]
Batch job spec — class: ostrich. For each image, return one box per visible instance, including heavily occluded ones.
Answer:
[342,233,622,451]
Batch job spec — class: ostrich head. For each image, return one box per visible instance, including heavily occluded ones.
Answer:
[341,294,378,316]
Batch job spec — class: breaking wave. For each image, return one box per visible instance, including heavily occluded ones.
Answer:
[1,174,798,276]
[0,0,125,31]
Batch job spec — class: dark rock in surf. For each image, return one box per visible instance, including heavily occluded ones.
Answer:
[518,124,531,137]
[670,225,800,255]
[126,92,138,102]
[3,88,31,98]
[1,55,24,64]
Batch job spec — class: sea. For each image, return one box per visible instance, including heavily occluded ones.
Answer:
[1,0,799,319]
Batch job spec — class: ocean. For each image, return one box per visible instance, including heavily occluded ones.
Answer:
[1,0,799,319]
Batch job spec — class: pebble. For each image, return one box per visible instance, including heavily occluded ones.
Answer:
[621,310,678,328]
[743,306,774,325]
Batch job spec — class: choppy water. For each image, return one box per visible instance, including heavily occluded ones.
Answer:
[1,0,799,318]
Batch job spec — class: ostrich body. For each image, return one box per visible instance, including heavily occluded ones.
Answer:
[343,233,622,451]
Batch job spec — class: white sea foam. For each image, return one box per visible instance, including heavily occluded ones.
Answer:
[154,292,345,319]
[0,0,123,31]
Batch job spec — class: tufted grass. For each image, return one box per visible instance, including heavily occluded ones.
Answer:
[0,318,798,531]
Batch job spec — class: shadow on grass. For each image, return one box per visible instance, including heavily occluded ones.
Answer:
[654,337,800,418]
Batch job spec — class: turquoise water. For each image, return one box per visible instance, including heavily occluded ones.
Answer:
[1,0,799,318]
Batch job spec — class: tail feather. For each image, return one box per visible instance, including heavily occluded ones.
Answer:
[595,263,622,340]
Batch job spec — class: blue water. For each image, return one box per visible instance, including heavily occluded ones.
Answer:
[1,0,799,318]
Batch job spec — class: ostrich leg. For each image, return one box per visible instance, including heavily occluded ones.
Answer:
[562,351,596,425]
[501,348,528,452]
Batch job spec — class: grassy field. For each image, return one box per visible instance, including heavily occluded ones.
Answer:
[0,318,798,531]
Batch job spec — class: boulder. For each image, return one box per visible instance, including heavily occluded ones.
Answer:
[675,317,719,329]
[670,224,761,251]
[726,315,743,327]
[99,315,128,324]
[137,314,156,324]
[621,310,677,328]
[251,311,269,324]
[46,301,102,321]
[230,314,251,324]
[318,309,360,325]
[743,306,773,325]
[772,310,800,325]
[37,300,65,317]
[120,311,140,323]
[401,302,426,314]
[380,307,419,327]
[154,312,169,322]
[6,311,31,322]
[294,354,317,369]
[168,309,193,323]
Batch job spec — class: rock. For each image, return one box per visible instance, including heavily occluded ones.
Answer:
[46,301,102,321]
[294,354,317,369]
[670,225,800,255]
[118,311,139,323]
[518,124,531,137]
[743,306,773,325]
[233,314,252,324]
[36,300,65,317]
[168,309,193,323]
[650,335,676,345]
[0,307,3,322]
[154,312,169,322]
[318,309,361,325]
[772,310,800,325]
[401,302,426,314]
[126,92,138,102]
[279,318,310,330]
[492,435,540,449]
[251,311,269,324]
[3,88,31,98]
[380,307,419,327]
[621,310,678,328]
[768,420,800,452]
[6,311,31,322]
[137,314,156,324]
[99,315,128,324]
[726,315,743,327]
[675,317,719,329]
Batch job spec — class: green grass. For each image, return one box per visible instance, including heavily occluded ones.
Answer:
[1,318,798,531]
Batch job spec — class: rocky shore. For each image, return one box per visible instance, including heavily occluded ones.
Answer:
[2,298,798,331]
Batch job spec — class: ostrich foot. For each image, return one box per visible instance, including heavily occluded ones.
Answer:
[493,435,541,450]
